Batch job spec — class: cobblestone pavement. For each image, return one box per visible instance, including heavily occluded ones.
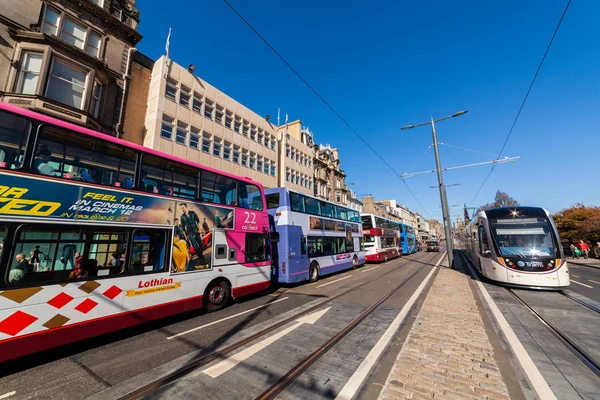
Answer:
[378,268,511,400]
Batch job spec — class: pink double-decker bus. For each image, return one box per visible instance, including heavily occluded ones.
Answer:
[0,102,273,361]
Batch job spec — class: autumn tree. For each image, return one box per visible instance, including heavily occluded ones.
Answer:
[553,204,600,244]
[476,191,520,214]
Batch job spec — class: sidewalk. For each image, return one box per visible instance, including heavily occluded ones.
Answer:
[568,257,600,269]
[378,265,511,400]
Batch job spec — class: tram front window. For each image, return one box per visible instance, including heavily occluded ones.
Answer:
[490,217,556,258]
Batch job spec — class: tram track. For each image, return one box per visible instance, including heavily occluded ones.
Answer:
[560,291,600,314]
[118,252,440,400]
[506,289,600,379]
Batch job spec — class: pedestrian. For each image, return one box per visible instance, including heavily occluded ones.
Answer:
[570,243,580,259]
[579,240,590,260]
[595,242,600,259]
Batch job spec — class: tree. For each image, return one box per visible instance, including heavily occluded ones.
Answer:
[553,204,600,244]
[476,191,520,214]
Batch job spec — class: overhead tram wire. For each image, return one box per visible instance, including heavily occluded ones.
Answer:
[221,0,431,216]
[468,0,572,206]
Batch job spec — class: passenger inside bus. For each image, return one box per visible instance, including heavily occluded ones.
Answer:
[9,253,28,283]
[34,149,60,176]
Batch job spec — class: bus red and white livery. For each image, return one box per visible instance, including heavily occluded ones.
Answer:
[0,102,273,361]
[360,214,401,262]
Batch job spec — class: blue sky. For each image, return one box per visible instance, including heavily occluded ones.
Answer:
[136,0,599,221]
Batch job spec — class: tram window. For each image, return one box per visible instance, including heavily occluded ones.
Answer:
[245,233,269,262]
[266,193,280,209]
[0,110,30,170]
[37,126,136,186]
[478,226,489,253]
[142,155,198,199]
[130,230,166,274]
[239,182,263,211]
[290,192,305,213]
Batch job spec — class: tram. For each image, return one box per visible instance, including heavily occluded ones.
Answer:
[460,206,569,289]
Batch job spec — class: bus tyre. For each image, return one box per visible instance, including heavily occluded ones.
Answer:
[353,255,358,269]
[309,262,320,283]
[204,280,230,312]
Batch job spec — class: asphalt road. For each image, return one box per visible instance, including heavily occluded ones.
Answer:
[0,251,442,400]
[567,261,600,303]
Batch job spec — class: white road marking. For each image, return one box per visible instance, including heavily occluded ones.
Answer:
[571,280,593,288]
[463,255,557,400]
[166,297,289,340]
[335,253,442,400]
[316,275,351,288]
[361,265,382,273]
[202,307,331,378]
[0,392,16,400]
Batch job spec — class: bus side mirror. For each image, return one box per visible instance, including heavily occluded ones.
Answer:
[483,250,492,258]
[270,232,280,243]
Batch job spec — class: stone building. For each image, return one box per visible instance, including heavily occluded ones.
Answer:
[347,189,363,213]
[313,144,348,205]
[276,120,314,195]
[0,0,141,135]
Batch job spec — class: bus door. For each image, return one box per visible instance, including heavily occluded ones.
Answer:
[299,236,308,271]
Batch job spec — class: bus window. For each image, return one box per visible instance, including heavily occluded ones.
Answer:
[320,201,333,218]
[0,110,30,170]
[239,182,263,211]
[338,208,347,221]
[37,126,136,186]
[142,155,198,199]
[361,215,373,229]
[130,230,166,273]
[305,197,320,215]
[245,233,269,262]
[266,193,280,209]
[290,192,305,213]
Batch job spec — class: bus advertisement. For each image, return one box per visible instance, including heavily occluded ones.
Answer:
[360,214,401,262]
[265,188,365,283]
[0,102,272,362]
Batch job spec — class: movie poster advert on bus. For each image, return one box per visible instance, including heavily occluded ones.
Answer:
[309,215,359,235]
[0,173,234,273]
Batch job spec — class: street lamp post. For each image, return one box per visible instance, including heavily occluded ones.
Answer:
[401,110,468,268]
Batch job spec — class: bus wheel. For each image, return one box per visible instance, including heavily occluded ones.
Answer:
[353,255,359,269]
[309,262,320,283]
[204,280,230,312]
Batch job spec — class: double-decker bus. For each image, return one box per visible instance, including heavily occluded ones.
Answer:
[0,102,273,361]
[360,214,401,262]
[399,223,418,255]
[265,188,365,283]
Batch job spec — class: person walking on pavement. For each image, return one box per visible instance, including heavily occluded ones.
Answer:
[595,242,600,259]
[570,243,580,259]
[579,240,590,259]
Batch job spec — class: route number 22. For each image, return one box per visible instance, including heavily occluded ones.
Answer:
[244,211,257,224]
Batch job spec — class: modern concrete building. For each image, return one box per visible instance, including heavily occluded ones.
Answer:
[313,144,349,205]
[141,56,278,188]
[0,0,141,135]
[276,120,314,195]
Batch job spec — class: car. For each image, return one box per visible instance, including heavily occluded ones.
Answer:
[426,240,440,252]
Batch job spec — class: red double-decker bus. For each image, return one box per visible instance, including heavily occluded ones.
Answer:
[360,214,401,262]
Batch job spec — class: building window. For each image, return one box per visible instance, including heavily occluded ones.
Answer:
[257,130,264,145]
[290,148,295,161]
[204,100,214,119]
[160,114,174,140]
[336,192,341,203]
[264,135,270,149]
[286,145,290,158]
[250,126,256,141]
[223,141,231,161]
[215,106,224,124]
[213,137,222,157]
[232,145,240,163]
[202,132,211,153]
[45,58,87,110]
[90,0,104,6]
[243,121,249,136]
[190,126,200,149]
[286,168,290,182]
[235,118,242,134]
[241,150,248,167]
[192,92,202,113]
[61,17,87,49]
[176,121,188,144]
[165,77,177,101]
[15,52,42,95]
[270,162,276,176]
[86,31,102,57]
[225,115,232,129]
[263,159,269,174]
[42,6,60,36]
[179,85,190,108]
[89,80,103,118]
[270,138,276,151]
[257,156,263,173]
[249,152,256,169]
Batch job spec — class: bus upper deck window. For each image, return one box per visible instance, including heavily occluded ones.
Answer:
[0,110,30,170]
